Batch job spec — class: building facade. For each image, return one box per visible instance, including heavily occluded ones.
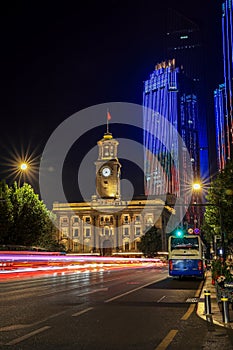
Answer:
[143,59,201,231]
[166,7,210,180]
[214,0,233,171]
[53,131,174,254]
[143,60,199,197]
[143,59,180,197]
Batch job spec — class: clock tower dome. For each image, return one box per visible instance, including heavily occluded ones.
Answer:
[95,132,121,199]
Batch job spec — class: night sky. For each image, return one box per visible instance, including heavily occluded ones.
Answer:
[0,0,223,202]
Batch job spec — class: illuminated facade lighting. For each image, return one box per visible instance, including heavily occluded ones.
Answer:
[143,60,199,198]
[215,0,233,170]
[166,8,209,180]
[214,84,226,171]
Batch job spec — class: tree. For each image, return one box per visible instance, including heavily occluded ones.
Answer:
[202,160,233,252]
[138,225,162,258]
[0,180,13,244]
[37,211,65,251]
[0,181,63,250]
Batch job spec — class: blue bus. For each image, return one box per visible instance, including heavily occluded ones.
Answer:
[168,234,206,279]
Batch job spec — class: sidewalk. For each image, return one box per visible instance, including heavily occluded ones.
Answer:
[197,270,233,328]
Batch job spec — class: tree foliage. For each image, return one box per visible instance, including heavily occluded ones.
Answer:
[0,180,13,244]
[0,181,61,250]
[138,225,162,258]
[202,160,233,246]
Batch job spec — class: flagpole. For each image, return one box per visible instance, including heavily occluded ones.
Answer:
[107,108,111,133]
[107,108,109,133]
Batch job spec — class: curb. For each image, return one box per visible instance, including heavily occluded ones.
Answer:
[196,271,233,329]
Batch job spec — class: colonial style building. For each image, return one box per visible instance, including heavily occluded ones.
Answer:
[52,130,174,255]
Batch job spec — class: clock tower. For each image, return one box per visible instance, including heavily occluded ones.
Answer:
[95,132,121,199]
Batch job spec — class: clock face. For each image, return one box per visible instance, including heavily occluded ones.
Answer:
[101,167,111,177]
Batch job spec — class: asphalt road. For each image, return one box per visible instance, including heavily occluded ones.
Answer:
[1,265,233,350]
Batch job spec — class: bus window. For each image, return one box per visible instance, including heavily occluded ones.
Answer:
[170,237,199,250]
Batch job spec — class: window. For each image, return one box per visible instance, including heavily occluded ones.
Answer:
[124,227,129,236]
[85,228,91,237]
[171,237,199,250]
[124,242,129,252]
[135,227,141,236]
[61,217,68,225]
[61,228,68,238]
[73,216,79,224]
[146,215,153,224]
[104,146,109,156]
[110,146,114,156]
[134,215,140,223]
[73,229,79,237]
[73,241,79,252]
[85,217,91,223]
[123,215,129,223]
[84,240,90,253]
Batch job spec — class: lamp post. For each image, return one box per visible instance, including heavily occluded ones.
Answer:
[192,182,224,259]
[216,197,225,261]
[192,182,202,233]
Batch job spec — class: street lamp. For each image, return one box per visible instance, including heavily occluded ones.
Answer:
[1,145,40,188]
[18,161,29,187]
[20,163,28,171]
[191,181,203,232]
[192,183,201,191]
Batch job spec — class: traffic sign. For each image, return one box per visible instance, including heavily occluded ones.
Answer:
[193,228,200,234]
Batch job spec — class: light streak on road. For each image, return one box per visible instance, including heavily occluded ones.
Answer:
[0,252,167,280]
[0,252,161,262]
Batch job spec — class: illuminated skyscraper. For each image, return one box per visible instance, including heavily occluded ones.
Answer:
[166,8,210,180]
[143,59,199,199]
[215,0,233,171]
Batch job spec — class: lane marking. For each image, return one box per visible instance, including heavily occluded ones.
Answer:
[181,303,196,320]
[5,326,51,346]
[154,329,178,350]
[37,277,121,297]
[0,311,66,332]
[78,288,108,296]
[195,280,204,297]
[181,280,203,320]
[105,276,167,303]
[157,295,166,303]
[186,297,199,303]
[72,307,93,317]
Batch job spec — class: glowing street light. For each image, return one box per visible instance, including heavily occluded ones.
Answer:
[191,181,203,231]
[20,163,28,171]
[192,182,201,191]
[1,144,40,188]
[18,161,29,187]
